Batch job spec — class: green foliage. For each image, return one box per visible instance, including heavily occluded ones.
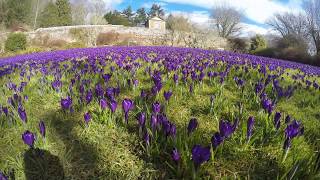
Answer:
[122,6,134,19]
[4,0,32,27]
[39,0,72,28]
[4,33,27,52]
[104,11,131,26]
[250,34,267,53]
[56,0,72,26]
[69,28,89,44]
[148,4,165,18]
[39,2,59,28]
[0,0,7,24]
[253,47,277,58]
[228,38,249,53]
[134,8,148,25]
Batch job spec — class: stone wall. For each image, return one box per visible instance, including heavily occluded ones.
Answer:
[28,25,166,45]
[0,25,227,51]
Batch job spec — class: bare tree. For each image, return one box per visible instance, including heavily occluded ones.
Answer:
[211,5,243,38]
[71,1,88,25]
[89,0,107,25]
[267,12,307,38]
[303,0,320,55]
[166,14,193,46]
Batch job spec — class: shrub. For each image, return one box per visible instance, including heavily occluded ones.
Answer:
[279,47,310,63]
[228,38,249,53]
[5,33,27,52]
[96,32,120,46]
[69,28,86,41]
[254,48,277,58]
[250,35,267,53]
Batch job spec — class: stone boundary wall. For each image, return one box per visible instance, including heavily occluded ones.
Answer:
[0,25,227,51]
[27,25,167,46]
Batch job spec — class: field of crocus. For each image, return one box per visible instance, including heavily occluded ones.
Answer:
[0,46,319,179]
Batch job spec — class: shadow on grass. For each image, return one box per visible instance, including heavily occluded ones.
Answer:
[24,148,64,180]
[44,110,100,179]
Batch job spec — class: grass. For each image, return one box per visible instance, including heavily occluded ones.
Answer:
[0,50,320,179]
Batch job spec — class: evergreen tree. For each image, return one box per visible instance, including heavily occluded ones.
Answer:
[0,0,7,24]
[39,2,59,28]
[104,11,131,26]
[39,0,72,27]
[122,6,134,19]
[5,0,32,27]
[148,4,164,18]
[134,7,147,25]
[56,0,72,26]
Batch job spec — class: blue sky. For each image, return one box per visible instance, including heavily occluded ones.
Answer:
[102,0,303,35]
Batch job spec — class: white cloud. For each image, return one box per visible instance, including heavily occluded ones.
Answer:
[70,0,123,10]
[239,23,273,37]
[161,0,303,24]
[142,2,168,9]
[170,11,210,25]
[168,10,273,36]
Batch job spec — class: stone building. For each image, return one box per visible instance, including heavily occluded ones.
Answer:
[147,17,166,31]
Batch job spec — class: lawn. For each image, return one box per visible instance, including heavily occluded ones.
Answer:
[0,46,319,179]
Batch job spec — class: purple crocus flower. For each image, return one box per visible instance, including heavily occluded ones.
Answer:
[84,112,91,125]
[61,97,72,110]
[234,77,245,87]
[22,130,36,148]
[18,105,27,123]
[109,99,117,113]
[191,145,211,168]
[211,132,224,148]
[0,171,8,180]
[152,101,161,114]
[95,84,104,97]
[187,118,198,135]
[189,85,193,93]
[140,90,147,98]
[51,80,62,91]
[150,114,158,130]
[2,107,8,116]
[261,98,274,114]
[86,90,93,104]
[171,148,180,163]
[39,121,46,138]
[144,131,150,146]
[247,116,255,140]
[285,120,303,139]
[102,73,112,83]
[219,120,234,138]
[100,98,107,110]
[173,74,178,84]
[133,79,139,86]
[170,123,177,138]
[137,112,146,127]
[105,87,114,99]
[274,112,281,130]
[163,90,173,101]
[122,98,134,123]
[283,137,291,150]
